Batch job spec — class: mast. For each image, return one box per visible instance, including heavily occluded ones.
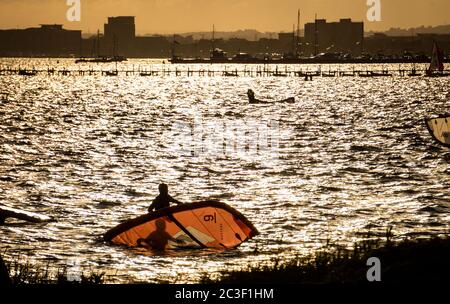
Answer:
[113,34,117,57]
[212,24,215,51]
[79,34,83,58]
[297,9,300,57]
[411,30,414,67]
[361,22,364,55]
[116,35,120,58]
[314,14,318,56]
[97,29,100,57]
[292,24,295,55]
[171,34,174,59]
[91,40,95,58]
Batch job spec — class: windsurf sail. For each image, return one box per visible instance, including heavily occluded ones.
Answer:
[425,115,450,147]
[103,201,259,250]
[0,207,53,224]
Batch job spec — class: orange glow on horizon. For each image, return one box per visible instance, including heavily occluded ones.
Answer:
[0,0,448,35]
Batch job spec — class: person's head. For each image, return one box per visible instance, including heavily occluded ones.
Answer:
[155,219,166,231]
[247,89,255,102]
[158,183,168,195]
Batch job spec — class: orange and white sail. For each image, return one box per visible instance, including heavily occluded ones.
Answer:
[104,201,259,250]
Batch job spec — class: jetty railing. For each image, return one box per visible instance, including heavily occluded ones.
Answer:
[0,65,448,78]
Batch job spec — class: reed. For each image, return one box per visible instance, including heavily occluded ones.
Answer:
[201,229,450,284]
[1,254,107,285]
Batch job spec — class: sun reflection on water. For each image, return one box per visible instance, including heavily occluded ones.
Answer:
[0,58,449,283]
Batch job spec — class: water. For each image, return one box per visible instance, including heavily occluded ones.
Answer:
[0,58,449,283]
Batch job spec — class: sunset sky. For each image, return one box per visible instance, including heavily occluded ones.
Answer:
[0,0,448,34]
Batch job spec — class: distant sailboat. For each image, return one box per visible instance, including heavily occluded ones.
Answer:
[109,34,127,62]
[426,41,449,77]
[75,32,127,64]
[75,30,107,63]
[18,69,37,76]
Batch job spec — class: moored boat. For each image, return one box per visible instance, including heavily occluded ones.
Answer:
[359,70,392,77]
[18,69,37,76]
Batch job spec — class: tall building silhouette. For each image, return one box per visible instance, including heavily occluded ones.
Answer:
[0,24,80,56]
[0,16,449,58]
[104,16,136,54]
[304,18,363,56]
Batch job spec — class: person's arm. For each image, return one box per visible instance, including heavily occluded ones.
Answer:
[168,234,186,245]
[168,195,183,205]
[148,200,156,213]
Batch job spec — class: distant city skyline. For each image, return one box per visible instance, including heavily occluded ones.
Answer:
[0,0,449,34]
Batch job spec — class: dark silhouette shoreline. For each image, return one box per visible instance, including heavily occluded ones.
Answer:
[1,55,448,65]
[201,235,450,284]
[2,233,449,285]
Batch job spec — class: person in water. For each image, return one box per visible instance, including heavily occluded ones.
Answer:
[247,89,265,104]
[137,219,184,251]
[247,89,295,104]
[148,183,183,212]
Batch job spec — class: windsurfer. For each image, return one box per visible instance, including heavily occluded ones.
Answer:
[247,89,266,104]
[148,183,183,212]
[247,89,295,104]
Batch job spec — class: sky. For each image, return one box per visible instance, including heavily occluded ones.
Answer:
[0,0,448,34]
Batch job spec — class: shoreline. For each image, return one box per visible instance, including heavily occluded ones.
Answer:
[201,234,450,284]
[2,233,450,285]
[0,56,449,65]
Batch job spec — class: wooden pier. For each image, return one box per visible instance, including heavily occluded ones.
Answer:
[0,66,448,78]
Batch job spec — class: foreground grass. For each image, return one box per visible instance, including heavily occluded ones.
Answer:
[1,255,107,285]
[2,231,450,285]
[201,233,450,284]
